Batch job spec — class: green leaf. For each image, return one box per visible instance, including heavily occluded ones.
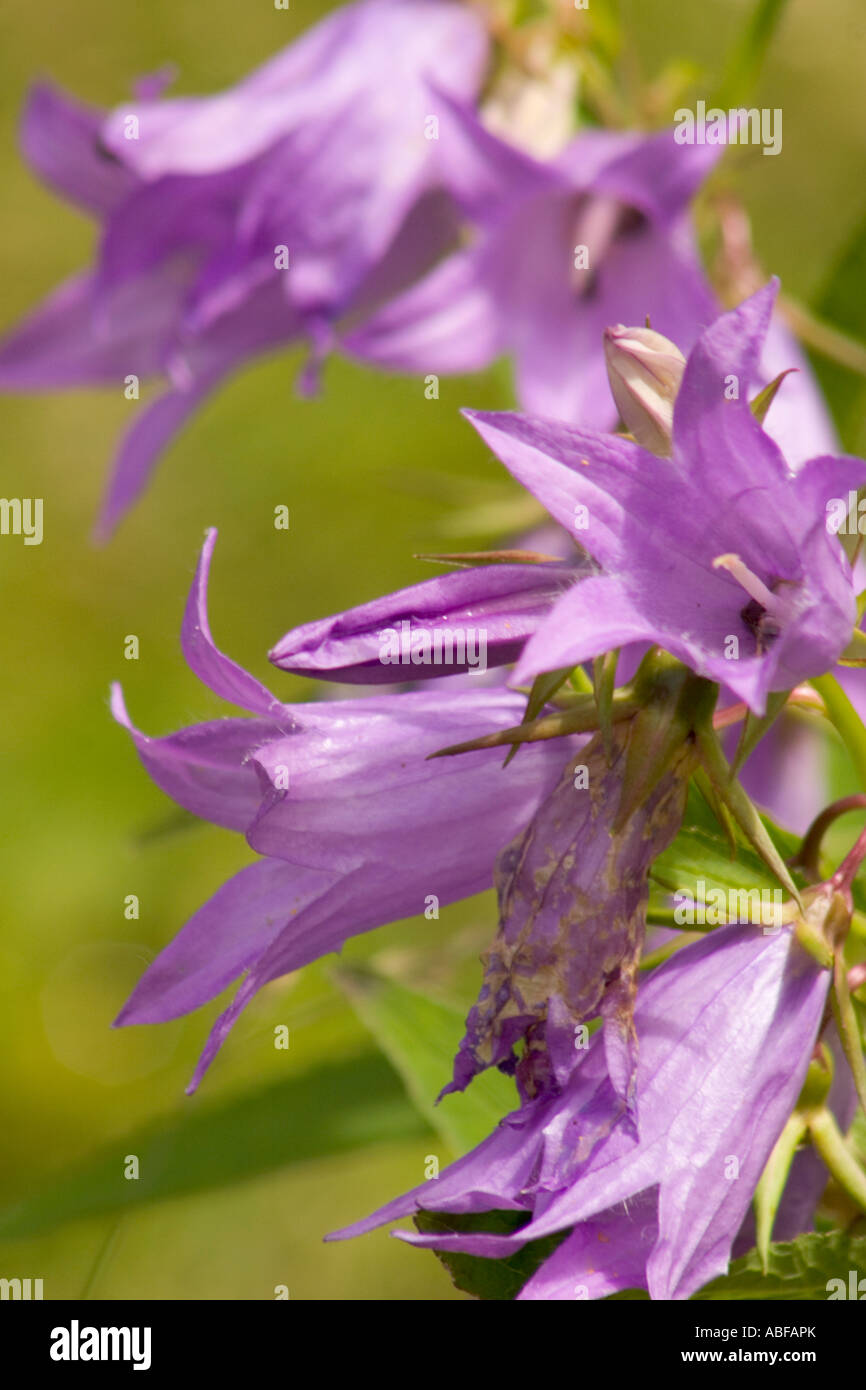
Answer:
[651,784,800,905]
[0,1053,430,1240]
[413,1209,567,1300]
[692,1230,866,1300]
[714,0,791,109]
[731,690,790,774]
[335,965,516,1154]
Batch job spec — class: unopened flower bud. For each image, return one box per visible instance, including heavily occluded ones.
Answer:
[603,324,687,457]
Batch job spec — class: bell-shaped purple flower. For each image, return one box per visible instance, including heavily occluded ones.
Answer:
[331,923,832,1300]
[111,530,577,1089]
[466,282,866,714]
[345,96,836,463]
[272,285,864,712]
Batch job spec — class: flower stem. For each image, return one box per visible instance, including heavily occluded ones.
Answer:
[807,1108,866,1215]
[831,952,866,1118]
[794,795,866,881]
[810,673,866,791]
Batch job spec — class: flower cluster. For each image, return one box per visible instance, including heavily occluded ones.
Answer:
[5,0,866,1301]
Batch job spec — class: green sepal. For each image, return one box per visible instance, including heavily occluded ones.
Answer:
[695,723,803,904]
[692,766,739,858]
[750,368,797,426]
[614,653,717,830]
[503,666,575,767]
[754,1111,809,1271]
[731,689,790,774]
[807,1106,866,1216]
[592,648,619,759]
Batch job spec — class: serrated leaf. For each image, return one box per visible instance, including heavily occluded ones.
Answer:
[335,966,516,1154]
[692,1230,866,1300]
[0,1053,429,1240]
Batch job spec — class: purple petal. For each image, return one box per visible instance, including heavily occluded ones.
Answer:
[0,270,179,390]
[344,245,505,375]
[180,529,285,716]
[517,1192,658,1300]
[95,369,226,540]
[245,686,583,874]
[21,82,134,216]
[99,0,488,178]
[110,683,288,832]
[516,926,831,1300]
[268,561,582,682]
[576,127,721,225]
[758,314,838,468]
[114,856,330,1026]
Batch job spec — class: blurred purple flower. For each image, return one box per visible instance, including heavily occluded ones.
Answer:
[111,530,577,1089]
[345,97,837,463]
[331,923,831,1300]
[0,0,488,535]
[346,101,721,428]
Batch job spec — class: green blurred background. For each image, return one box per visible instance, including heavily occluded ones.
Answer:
[1,0,865,1299]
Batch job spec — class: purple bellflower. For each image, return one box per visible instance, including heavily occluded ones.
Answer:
[345,97,721,428]
[330,923,832,1300]
[111,530,578,1090]
[344,96,837,464]
[0,0,488,535]
[274,283,866,716]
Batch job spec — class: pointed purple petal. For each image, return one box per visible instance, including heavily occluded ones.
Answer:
[21,82,133,216]
[180,529,284,716]
[269,562,581,682]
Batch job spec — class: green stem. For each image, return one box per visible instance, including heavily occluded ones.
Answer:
[754,1112,809,1271]
[807,1108,866,1215]
[781,296,866,379]
[831,953,866,1117]
[811,674,866,791]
